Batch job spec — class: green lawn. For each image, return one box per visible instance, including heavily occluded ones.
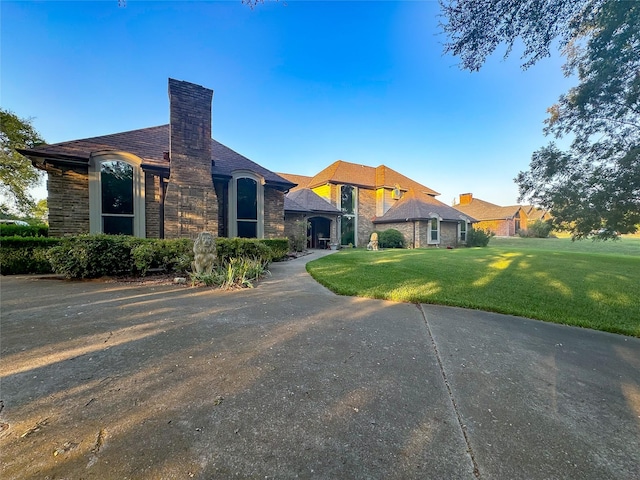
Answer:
[306,237,640,337]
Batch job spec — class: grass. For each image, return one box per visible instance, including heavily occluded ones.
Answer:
[306,236,640,337]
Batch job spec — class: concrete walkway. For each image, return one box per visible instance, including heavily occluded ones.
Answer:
[1,250,639,479]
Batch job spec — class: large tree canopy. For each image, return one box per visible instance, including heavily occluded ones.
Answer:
[0,109,45,214]
[441,0,640,238]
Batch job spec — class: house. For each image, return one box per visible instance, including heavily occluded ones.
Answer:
[523,205,552,225]
[18,79,295,240]
[453,193,527,237]
[279,161,475,248]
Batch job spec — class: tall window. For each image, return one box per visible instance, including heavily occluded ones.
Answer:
[237,177,257,238]
[340,185,356,245]
[101,161,134,235]
[429,218,440,244]
[459,221,467,242]
[229,172,263,238]
[89,153,145,237]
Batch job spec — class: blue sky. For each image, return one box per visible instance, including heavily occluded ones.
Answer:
[2,0,575,206]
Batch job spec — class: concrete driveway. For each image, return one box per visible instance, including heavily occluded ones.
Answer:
[1,250,639,479]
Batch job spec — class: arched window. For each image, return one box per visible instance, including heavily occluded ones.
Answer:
[89,152,145,237]
[339,184,356,245]
[229,172,264,238]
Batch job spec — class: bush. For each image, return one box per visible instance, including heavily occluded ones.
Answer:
[0,236,61,275]
[377,229,405,248]
[0,223,48,237]
[288,220,309,252]
[259,238,289,261]
[519,220,553,238]
[215,237,274,265]
[466,228,494,247]
[47,234,139,278]
[131,238,193,276]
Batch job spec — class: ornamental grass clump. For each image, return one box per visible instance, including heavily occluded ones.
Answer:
[189,256,269,289]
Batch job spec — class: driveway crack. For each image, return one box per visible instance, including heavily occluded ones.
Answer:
[418,304,481,478]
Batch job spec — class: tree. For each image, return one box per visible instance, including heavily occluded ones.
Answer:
[440,0,639,239]
[0,109,46,214]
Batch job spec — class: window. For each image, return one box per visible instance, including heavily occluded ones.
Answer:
[459,221,467,242]
[89,152,145,237]
[339,185,356,245]
[428,218,440,244]
[237,177,257,238]
[229,172,264,238]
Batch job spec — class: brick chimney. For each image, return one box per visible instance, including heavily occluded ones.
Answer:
[459,193,473,205]
[164,78,218,238]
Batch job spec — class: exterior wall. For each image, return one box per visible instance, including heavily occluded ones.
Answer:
[264,188,285,238]
[145,173,161,239]
[284,212,307,240]
[46,165,90,237]
[312,184,331,201]
[474,219,514,237]
[165,80,218,238]
[375,187,401,216]
[441,222,458,246]
[357,188,376,247]
[373,220,461,248]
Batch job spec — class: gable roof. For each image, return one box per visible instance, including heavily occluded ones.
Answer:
[277,173,313,191]
[454,197,523,221]
[18,125,295,191]
[300,160,440,196]
[285,188,341,215]
[374,189,476,224]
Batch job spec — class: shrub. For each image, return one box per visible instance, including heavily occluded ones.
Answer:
[131,238,193,276]
[0,236,61,275]
[288,220,309,252]
[466,227,494,247]
[216,237,274,264]
[0,224,48,237]
[519,220,553,238]
[47,234,138,278]
[260,238,289,261]
[377,229,405,248]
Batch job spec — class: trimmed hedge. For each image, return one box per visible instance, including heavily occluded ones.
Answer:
[377,228,405,248]
[3,234,289,278]
[259,238,289,261]
[0,236,61,275]
[0,224,49,237]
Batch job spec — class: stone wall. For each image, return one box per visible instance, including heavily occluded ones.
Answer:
[164,79,218,238]
[264,188,285,238]
[357,188,376,247]
[46,165,90,237]
[145,173,161,239]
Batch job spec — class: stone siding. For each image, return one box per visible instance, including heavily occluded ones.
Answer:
[164,185,218,239]
[46,165,90,237]
[441,222,458,246]
[357,187,376,247]
[165,79,218,238]
[264,188,285,238]
[145,173,161,239]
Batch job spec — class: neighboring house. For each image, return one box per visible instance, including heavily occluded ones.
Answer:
[279,161,475,248]
[18,79,295,240]
[523,205,552,225]
[453,193,527,237]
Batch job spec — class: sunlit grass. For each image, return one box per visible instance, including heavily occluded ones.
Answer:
[307,238,640,337]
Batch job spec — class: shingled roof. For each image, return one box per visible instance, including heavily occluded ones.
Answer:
[374,189,476,223]
[277,173,312,192]
[19,125,295,191]
[295,160,440,196]
[454,197,522,221]
[285,189,341,215]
